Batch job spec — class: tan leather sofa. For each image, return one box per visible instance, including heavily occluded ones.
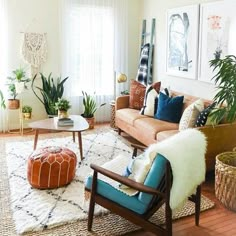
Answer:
[115,91,236,172]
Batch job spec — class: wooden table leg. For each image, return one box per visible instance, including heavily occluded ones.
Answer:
[78,131,83,160]
[34,129,39,150]
[72,132,75,142]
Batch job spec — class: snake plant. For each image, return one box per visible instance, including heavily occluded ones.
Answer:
[82,91,106,118]
[31,73,69,116]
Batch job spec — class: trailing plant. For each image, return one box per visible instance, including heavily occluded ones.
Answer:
[55,98,71,111]
[82,91,106,118]
[31,73,69,116]
[209,55,236,124]
[22,105,32,113]
[6,68,30,99]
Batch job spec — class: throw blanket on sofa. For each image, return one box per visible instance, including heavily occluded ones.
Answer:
[145,129,207,210]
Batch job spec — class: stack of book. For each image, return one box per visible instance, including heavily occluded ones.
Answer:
[55,117,74,127]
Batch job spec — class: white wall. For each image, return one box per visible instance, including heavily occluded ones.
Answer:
[6,0,141,129]
[140,0,223,99]
[7,0,61,128]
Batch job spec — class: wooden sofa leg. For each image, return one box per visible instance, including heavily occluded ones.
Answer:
[195,185,201,226]
[118,128,122,135]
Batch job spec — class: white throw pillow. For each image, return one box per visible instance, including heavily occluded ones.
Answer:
[179,99,204,130]
[140,85,158,116]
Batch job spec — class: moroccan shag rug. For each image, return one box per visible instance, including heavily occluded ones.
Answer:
[1,128,214,235]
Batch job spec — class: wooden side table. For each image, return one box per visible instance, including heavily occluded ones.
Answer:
[110,101,116,129]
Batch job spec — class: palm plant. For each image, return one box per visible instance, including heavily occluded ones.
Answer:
[82,91,106,118]
[31,73,69,116]
[209,55,236,124]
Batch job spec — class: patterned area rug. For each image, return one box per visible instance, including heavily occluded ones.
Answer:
[1,128,215,235]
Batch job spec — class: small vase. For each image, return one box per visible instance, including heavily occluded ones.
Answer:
[23,112,32,120]
[58,110,68,119]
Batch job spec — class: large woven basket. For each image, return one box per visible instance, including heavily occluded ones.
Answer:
[215,150,236,212]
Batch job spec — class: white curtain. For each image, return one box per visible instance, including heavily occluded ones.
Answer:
[60,0,128,122]
[0,0,8,132]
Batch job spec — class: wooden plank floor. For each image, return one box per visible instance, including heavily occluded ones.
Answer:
[1,125,236,236]
[126,171,236,236]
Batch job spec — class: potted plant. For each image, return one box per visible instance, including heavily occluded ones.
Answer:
[31,72,69,117]
[55,98,71,119]
[22,105,32,120]
[6,68,30,109]
[81,91,106,129]
[209,55,236,124]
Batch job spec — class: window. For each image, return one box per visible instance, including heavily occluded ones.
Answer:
[65,3,114,96]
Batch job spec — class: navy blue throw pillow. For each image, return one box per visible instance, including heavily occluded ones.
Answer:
[195,103,216,127]
[155,92,184,123]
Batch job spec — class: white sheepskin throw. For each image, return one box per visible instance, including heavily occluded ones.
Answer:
[145,129,207,210]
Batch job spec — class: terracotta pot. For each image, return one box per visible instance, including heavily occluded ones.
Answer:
[85,117,95,129]
[8,99,20,109]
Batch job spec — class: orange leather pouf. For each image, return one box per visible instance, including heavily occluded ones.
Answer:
[27,146,77,189]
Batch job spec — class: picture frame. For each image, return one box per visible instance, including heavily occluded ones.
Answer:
[198,1,232,83]
[166,4,199,79]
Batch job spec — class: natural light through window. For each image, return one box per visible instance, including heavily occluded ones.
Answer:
[69,5,114,96]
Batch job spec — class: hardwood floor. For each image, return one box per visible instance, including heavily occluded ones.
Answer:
[126,170,236,236]
[1,124,236,236]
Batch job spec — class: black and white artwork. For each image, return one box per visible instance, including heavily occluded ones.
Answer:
[166,5,199,79]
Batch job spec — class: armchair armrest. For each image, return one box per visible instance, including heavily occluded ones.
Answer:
[115,95,130,110]
[90,163,165,197]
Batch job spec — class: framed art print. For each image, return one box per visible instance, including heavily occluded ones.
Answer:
[166,4,199,79]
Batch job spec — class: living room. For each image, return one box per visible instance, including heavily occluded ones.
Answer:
[1,0,236,235]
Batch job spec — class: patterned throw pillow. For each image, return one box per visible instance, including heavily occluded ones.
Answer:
[129,80,146,110]
[179,99,204,131]
[155,92,184,123]
[195,103,216,127]
[140,81,161,116]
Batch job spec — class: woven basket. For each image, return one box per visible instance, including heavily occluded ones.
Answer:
[215,151,236,212]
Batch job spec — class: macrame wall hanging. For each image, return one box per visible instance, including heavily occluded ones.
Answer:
[21,32,47,77]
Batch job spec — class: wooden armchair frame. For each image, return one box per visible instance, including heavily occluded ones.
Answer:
[86,160,201,236]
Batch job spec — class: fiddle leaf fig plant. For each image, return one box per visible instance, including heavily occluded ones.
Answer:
[209,55,236,124]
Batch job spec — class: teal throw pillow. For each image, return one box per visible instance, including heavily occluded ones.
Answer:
[155,92,184,123]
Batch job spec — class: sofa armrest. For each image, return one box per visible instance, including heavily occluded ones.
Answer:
[196,122,236,171]
[116,95,130,110]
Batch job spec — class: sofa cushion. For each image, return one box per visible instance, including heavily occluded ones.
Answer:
[129,80,146,110]
[179,99,204,130]
[116,108,145,126]
[134,117,179,141]
[156,130,179,142]
[155,92,184,123]
[140,82,161,117]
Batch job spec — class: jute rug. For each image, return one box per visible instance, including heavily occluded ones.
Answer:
[0,128,214,235]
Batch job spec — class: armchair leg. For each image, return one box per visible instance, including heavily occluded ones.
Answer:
[195,185,201,226]
[88,195,95,231]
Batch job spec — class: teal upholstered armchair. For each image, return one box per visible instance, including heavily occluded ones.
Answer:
[85,129,206,236]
